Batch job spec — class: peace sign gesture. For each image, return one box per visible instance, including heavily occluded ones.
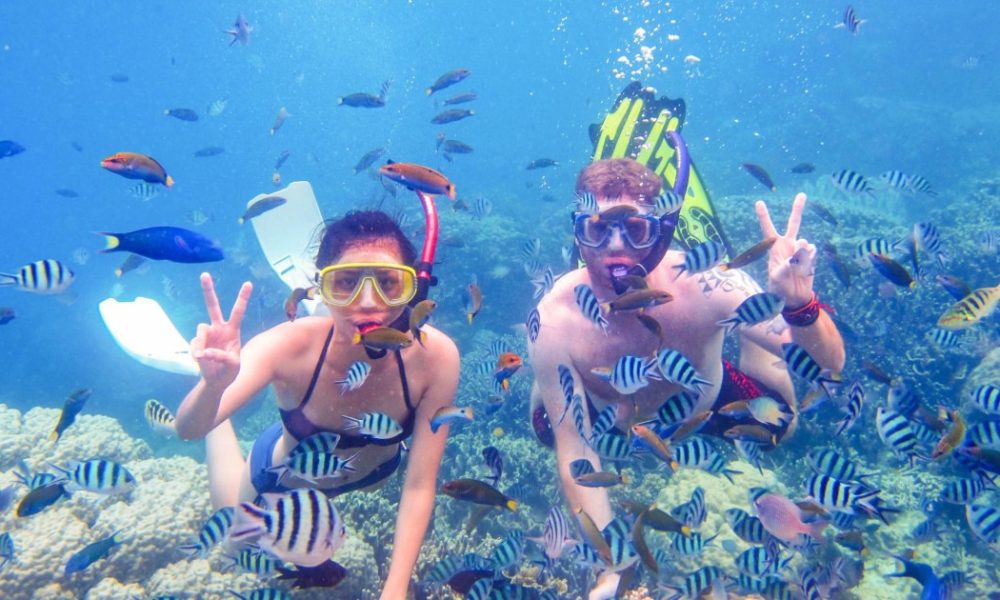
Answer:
[190,272,253,388]
[755,193,817,308]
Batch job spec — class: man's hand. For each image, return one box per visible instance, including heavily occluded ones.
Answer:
[755,193,816,308]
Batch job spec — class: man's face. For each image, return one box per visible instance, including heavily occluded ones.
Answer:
[577,193,656,292]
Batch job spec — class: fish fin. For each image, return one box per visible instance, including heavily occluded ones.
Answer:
[99,233,121,252]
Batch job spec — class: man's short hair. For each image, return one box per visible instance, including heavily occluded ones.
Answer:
[575,158,662,205]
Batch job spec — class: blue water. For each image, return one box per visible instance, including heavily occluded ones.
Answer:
[1,2,998,597]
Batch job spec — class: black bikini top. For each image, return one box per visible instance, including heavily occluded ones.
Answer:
[279,324,416,448]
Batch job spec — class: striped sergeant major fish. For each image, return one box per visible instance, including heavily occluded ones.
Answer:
[590,432,633,460]
[525,307,541,343]
[936,283,1000,330]
[907,174,936,196]
[591,355,659,395]
[231,547,279,575]
[965,503,1000,545]
[670,530,716,556]
[576,191,598,217]
[972,384,1000,415]
[854,238,901,261]
[831,169,874,195]
[662,566,723,600]
[804,474,892,523]
[528,506,575,561]
[0,259,75,293]
[590,404,617,440]
[670,487,706,529]
[735,546,787,576]
[555,364,575,425]
[914,222,947,266]
[980,230,999,254]
[231,488,346,567]
[269,449,358,484]
[521,238,541,260]
[179,506,236,558]
[835,380,864,436]
[481,446,503,487]
[724,509,771,545]
[654,190,684,216]
[654,349,711,392]
[656,391,699,426]
[939,473,994,505]
[531,266,555,299]
[879,169,912,191]
[780,343,840,398]
[143,399,176,436]
[490,530,525,574]
[875,406,924,466]
[835,5,865,35]
[335,360,371,392]
[927,327,961,350]
[735,439,766,474]
[806,448,873,484]
[673,240,725,279]
[52,459,136,494]
[341,411,402,439]
[289,432,341,457]
[472,196,493,219]
[717,292,784,334]
[573,284,608,335]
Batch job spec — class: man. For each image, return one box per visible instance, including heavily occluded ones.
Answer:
[527,158,844,597]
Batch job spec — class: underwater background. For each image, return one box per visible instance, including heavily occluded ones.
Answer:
[1,1,998,598]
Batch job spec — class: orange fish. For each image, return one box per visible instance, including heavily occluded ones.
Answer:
[100,152,174,187]
[379,160,456,199]
[494,352,522,392]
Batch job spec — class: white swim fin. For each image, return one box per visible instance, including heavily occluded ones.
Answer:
[98,297,199,376]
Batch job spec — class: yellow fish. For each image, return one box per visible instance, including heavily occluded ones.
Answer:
[937,284,1000,330]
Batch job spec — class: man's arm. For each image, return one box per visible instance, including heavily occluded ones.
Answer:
[379,332,460,600]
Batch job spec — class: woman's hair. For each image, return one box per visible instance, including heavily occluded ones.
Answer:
[575,158,662,205]
[315,210,417,268]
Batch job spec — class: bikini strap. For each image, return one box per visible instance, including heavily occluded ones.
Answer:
[298,323,337,409]
[394,350,415,412]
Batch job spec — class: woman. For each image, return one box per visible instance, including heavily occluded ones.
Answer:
[175,210,460,599]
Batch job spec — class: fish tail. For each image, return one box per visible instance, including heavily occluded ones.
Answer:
[716,317,738,335]
[164,175,175,187]
[446,184,456,200]
[0,272,16,285]
[49,429,60,442]
[505,499,519,511]
[98,233,121,253]
[351,332,362,345]
[807,519,828,540]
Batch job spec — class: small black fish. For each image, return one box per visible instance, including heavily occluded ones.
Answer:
[869,253,915,288]
[109,74,129,83]
[338,92,385,108]
[440,91,477,105]
[165,108,199,121]
[51,388,92,442]
[193,146,225,158]
[239,196,287,224]
[354,148,385,174]
[526,158,558,170]
[741,163,777,191]
[790,162,816,174]
[822,242,851,288]
[426,68,471,95]
[275,559,348,589]
[0,307,14,325]
[17,483,69,517]
[441,140,473,154]
[70,141,83,152]
[808,201,838,226]
[274,149,291,170]
[431,109,474,124]
[55,189,79,198]
[0,140,25,159]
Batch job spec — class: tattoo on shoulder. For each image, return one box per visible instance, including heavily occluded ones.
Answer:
[697,268,762,298]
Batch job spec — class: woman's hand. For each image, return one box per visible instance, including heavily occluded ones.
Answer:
[190,273,252,389]
[755,193,817,308]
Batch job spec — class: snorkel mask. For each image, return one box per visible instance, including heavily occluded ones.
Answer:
[582,130,690,295]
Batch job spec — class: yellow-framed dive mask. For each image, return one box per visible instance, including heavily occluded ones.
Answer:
[316,263,417,307]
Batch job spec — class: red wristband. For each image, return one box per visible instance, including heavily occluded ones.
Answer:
[782,293,823,327]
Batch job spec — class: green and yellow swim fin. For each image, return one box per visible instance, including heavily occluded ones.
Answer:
[589,81,732,256]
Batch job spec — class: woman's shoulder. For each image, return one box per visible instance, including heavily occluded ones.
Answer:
[246,316,331,356]
[409,324,459,368]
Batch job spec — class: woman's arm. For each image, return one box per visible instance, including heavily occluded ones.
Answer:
[379,332,460,600]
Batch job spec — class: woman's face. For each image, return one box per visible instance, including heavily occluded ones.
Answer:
[324,240,408,335]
